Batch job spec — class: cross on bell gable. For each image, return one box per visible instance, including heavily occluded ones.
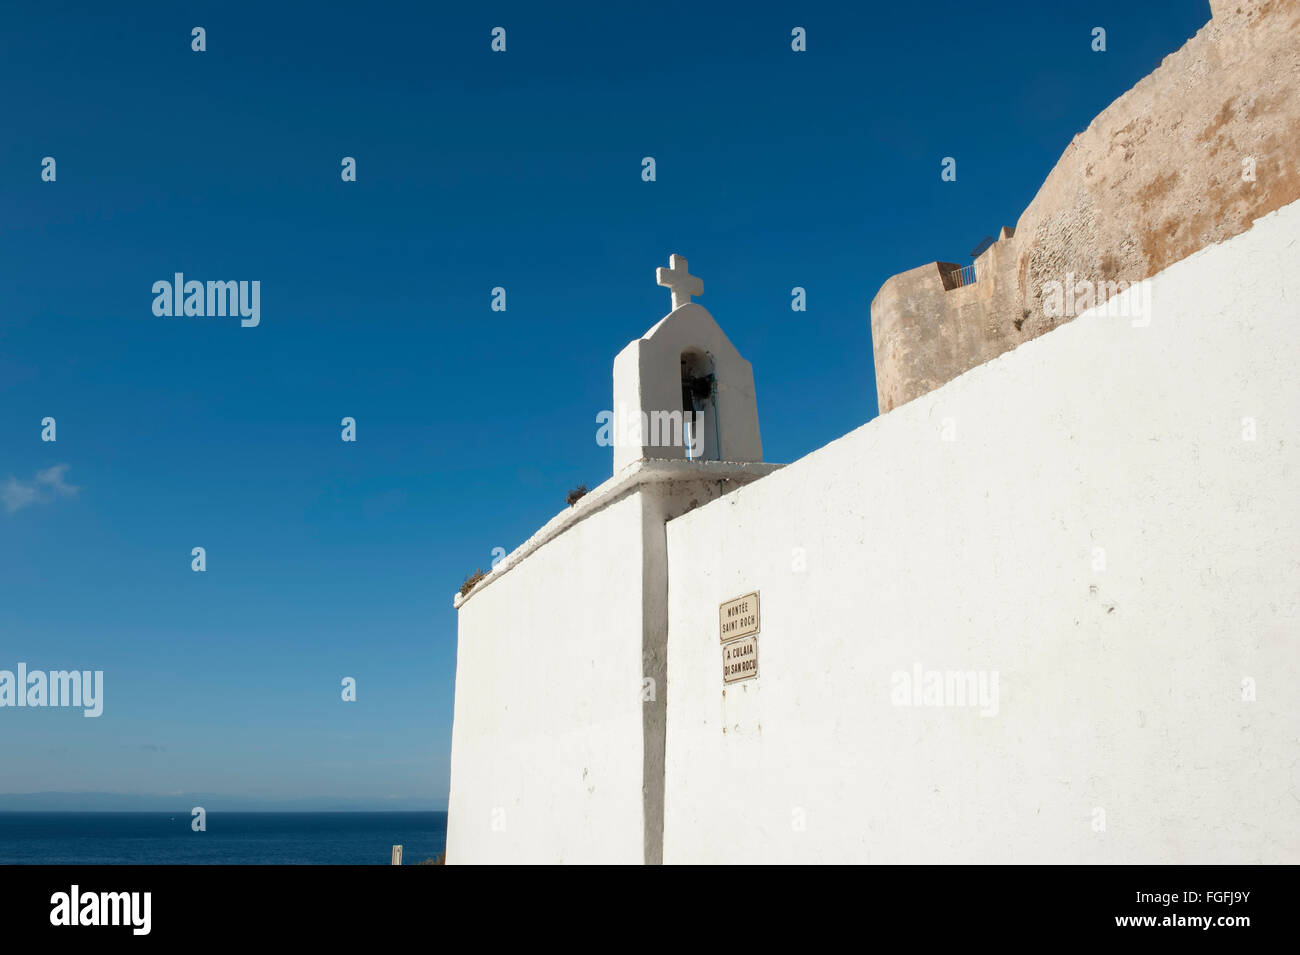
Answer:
[656,254,702,311]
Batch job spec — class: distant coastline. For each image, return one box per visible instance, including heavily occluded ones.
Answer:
[0,792,446,813]
[0,810,448,865]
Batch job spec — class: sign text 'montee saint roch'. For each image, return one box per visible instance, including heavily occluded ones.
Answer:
[719,592,759,643]
[719,592,759,685]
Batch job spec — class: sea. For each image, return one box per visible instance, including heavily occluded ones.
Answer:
[0,811,447,865]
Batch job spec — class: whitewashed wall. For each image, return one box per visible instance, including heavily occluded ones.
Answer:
[447,492,648,864]
[663,201,1300,864]
[447,458,779,864]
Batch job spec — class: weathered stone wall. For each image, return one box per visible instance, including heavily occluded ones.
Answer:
[871,0,1300,414]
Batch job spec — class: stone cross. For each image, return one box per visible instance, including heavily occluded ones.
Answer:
[656,254,703,311]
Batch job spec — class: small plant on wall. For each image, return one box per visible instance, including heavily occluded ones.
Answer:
[459,568,487,596]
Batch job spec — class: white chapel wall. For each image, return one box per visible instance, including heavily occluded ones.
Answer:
[447,491,649,864]
[662,200,1300,864]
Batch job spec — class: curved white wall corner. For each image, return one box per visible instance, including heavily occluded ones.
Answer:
[663,200,1300,864]
[447,491,648,864]
[447,459,781,864]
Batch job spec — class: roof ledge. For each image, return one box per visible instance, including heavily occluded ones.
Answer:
[453,457,783,608]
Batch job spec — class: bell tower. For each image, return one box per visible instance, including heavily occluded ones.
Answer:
[611,255,762,473]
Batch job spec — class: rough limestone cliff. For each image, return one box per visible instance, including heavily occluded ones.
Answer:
[871,0,1300,414]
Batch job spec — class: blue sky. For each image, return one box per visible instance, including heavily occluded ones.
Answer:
[0,0,1209,809]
